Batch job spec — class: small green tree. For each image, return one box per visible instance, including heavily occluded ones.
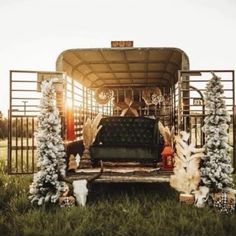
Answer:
[200,73,234,191]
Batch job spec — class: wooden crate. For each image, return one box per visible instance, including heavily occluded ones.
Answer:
[179,193,195,204]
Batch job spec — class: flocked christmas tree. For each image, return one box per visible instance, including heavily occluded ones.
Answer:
[29,79,67,205]
[200,73,234,191]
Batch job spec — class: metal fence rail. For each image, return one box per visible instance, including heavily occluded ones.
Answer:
[8,70,64,174]
[8,116,37,174]
[177,70,235,170]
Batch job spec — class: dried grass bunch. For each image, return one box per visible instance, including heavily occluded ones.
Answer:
[170,131,204,194]
[158,121,174,146]
[83,113,103,149]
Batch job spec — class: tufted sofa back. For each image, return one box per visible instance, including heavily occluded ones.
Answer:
[94,117,160,147]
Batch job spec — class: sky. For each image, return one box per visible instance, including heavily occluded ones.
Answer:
[0,0,236,116]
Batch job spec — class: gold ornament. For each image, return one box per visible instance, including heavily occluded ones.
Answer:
[94,87,114,105]
[142,87,163,106]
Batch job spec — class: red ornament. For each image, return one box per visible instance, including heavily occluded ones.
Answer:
[161,145,174,170]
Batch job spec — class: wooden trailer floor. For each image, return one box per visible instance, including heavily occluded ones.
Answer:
[67,162,172,183]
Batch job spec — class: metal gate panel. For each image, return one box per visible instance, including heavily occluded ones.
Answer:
[8,70,65,174]
[176,70,235,170]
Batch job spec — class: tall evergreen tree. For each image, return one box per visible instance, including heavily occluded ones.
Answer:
[200,73,234,191]
[29,79,67,205]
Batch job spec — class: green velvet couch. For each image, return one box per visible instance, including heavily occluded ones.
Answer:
[90,116,162,163]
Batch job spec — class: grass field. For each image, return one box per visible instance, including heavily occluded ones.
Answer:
[0,140,236,236]
[0,139,7,162]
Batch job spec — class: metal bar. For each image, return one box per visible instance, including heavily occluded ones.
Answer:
[99,83,169,88]
[11,80,37,83]
[170,86,174,126]
[32,117,35,173]
[86,88,88,119]
[71,77,75,137]
[182,97,233,100]
[15,117,18,173]
[183,80,233,82]
[12,89,38,92]
[201,116,205,146]
[90,77,171,87]
[177,70,182,132]
[26,117,29,172]
[84,69,174,77]
[232,70,235,172]
[8,71,13,174]
[64,75,68,141]
[12,105,39,107]
[181,70,234,74]
[11,115,38,118]
[10,69,63,74]
[195,117,197,146]
[12,98,40,100]
[146,50,151,86]
[21,117,23,173]
[7,171,34,175]
[189,118,192,143]
[181,70,234,73]
[90,90,93,118]
[11,146,36,150]
[73,59,180,68]
[181,89,233,91]
[82,83,85,121]
[11,110,40,113]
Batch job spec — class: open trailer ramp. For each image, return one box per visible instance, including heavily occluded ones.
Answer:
[68,165,172,183]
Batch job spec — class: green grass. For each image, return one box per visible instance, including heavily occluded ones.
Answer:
[0,167,236,236]
[0,139,7,162]
[1,138,35,173]
[1,139,236,236]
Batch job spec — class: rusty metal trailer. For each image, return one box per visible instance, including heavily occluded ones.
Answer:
[8,44,235,181]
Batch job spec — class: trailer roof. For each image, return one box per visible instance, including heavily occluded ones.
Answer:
[56,47,189,88]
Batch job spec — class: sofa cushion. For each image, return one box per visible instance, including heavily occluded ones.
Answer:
[90,146,159,161]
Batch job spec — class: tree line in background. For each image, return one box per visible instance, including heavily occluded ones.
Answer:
[0,111,37,139]
[0,111,8,139]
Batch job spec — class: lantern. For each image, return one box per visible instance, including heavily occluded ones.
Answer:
[161,145,174,170]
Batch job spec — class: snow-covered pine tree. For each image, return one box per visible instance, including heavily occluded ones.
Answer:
[200,73,234,191]
[29,79,67,205]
